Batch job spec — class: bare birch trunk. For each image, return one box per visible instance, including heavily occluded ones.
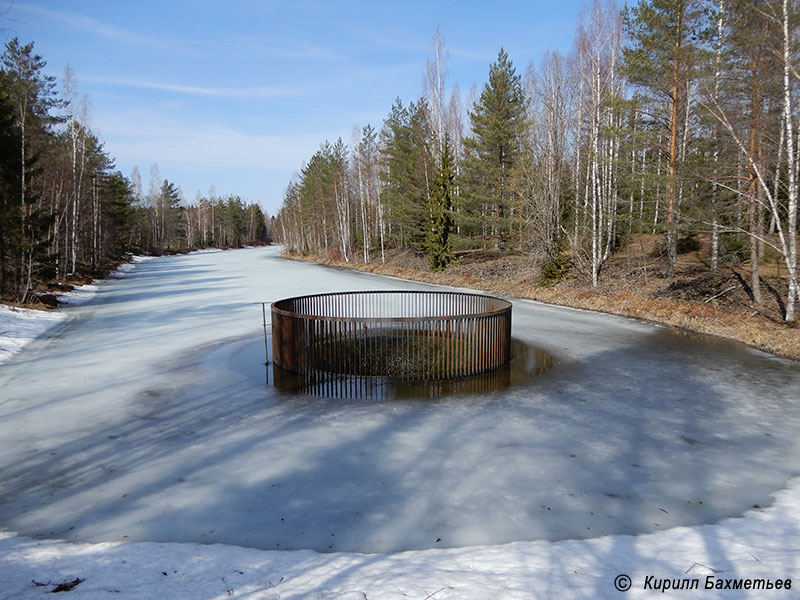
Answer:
[710,0,725,272]
[782,0,798,320]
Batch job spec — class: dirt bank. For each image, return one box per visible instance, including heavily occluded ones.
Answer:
[283,242,800,362]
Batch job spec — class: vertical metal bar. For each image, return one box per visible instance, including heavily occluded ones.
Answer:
[484,317,489,372]
[405,319,409,381]
[326,317,331,375]
[261,303,269,367]
[480,316,485,374]
[469,315,474,377]
[448,317,453,379]
[473,316,478,376]
[439,318,444,379]
[492,316,500,368]
[424,296,430,379]
[477,317,482,374]
[428,304,432,379]
[438,318,443,379]
[342,320,347,376]
[433,316,438,379]
[466,317,472,376]
[413,319,418,380]
[455,318,461,378]
[490,315,495,370]
[441,315,446,379]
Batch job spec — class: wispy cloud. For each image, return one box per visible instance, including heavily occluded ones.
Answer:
[15,3,346,63]
[81,58,414,101]
[81,74,307,100]
[15,3,167,49]
[216,35,346,62]
[92,109,328,171]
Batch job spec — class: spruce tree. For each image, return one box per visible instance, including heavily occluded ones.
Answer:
[158,180,183,249]
[379,98,433,250]
[1,38,59,300]
[426,135,456,270]
[0,87,21,297]
[462,48,529,251]
[102,171,137,258]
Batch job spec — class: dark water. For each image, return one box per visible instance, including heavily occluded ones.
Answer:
[269,339,556,400]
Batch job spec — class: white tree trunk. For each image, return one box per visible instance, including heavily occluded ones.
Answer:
[782,0,798,320]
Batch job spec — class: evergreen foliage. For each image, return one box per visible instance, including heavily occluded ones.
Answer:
[379,99,434,251]
[0,39,271,303]
[622,0,706,271]
[461,48,529,251]
[426,135,456,271]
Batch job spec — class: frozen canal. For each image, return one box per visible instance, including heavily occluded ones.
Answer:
[1,245,800,554]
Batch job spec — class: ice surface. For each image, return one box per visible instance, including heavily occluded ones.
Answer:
[0,249,800,600]
[1,246,800,555]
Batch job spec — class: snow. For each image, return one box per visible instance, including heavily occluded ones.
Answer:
[0,304,64,364]
[0,256,145,361]
[1,246,800,599]
[2,500,800,599]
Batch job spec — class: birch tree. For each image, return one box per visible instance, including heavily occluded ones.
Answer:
[528,50,572,257]
[576,0,624,286]
[353,125,380,263]
[425,26,448,160]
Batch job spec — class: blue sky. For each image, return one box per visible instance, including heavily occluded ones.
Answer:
[3,1,587,215]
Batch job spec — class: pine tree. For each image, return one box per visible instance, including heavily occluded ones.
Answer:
[462,48,529,251]
[623,0,706,273]
[716,0,781,304]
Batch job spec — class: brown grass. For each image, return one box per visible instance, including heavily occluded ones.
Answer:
[283,248,800,363]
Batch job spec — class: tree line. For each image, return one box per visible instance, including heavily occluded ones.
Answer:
[275,0,800,322]
[0,38,272,303]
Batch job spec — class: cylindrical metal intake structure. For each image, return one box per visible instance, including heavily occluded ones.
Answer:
[271,290,512,380]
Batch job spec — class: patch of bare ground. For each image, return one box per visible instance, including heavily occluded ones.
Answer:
[285,235,800,362]
[2,260,133,310]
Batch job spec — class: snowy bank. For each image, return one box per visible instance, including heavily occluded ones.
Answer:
[57,256,153,306]
[2,481,800,600]
[0,304,65,365]
[0,257,150,365]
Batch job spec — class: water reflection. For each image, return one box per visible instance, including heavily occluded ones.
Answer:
[268,339,556,400]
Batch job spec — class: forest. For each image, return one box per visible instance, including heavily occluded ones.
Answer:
[0,39,272,304]
[275,0,800,324]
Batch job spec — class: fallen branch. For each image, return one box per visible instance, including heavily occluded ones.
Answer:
[51,578,84,593]
[703,285,738,303]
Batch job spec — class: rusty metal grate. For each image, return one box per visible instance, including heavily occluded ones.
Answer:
[271,291,512,380]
